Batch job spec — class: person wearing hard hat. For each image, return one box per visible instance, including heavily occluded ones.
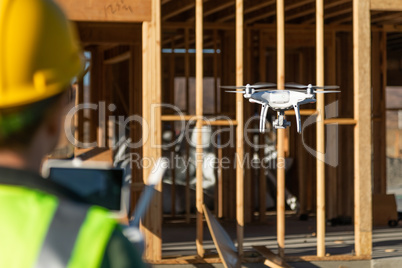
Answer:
[0,0,145,267]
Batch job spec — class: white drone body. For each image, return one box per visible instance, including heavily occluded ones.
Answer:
[223,83,340,134]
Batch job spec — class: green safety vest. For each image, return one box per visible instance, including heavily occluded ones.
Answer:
[0,185,117,268]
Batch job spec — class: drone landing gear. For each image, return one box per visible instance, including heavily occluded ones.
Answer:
[273,111,291,130]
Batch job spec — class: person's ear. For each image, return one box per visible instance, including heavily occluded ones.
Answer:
[46,95,65,139]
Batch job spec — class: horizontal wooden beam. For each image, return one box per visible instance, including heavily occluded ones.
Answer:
[285,109,317,116]
[253,246,291,268]
[386,107,402,111]
[286,0,351,22]
[323,0,352,10]
[55,0,151,22]
[371,12,402,23]
[286,7,315,22]
[207,120,238,126]
[285,0,315,12]
[203,0,233,18]
[161,115,195,121]
[103,51,131,64]
[217,0,276,23]
[246,8,276,24]
[245,0,276,14]
[162,0,195,21]
[163,22,234,30]
[185,0,234,23]
[161,115,238,126]
[284,255,371,262]
[331,15,352,25]
[324,118,357,125]
[304,7,353,24]
[246,0,316,24]
[75,147,113,162]
[371,0,402,11]
[148,254,371,264]
[260,31,333,47]
[250,23,352,32]
[77,22,142,44]
[163,22,353,32]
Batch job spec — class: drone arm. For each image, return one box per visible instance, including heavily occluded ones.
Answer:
[293,103,301,133]
[249,98,264,105]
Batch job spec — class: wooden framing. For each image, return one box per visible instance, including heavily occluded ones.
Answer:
[253,246,291,268]
[88,46,100,145]
[371,0,402,11]
[235,0,245,257]
[129,43,143,218]
[103,51,131,64]
[276,0,286,258]
[316,0,326,257]
[77,23,142,45]
[195,0,204,258]
[162,0,194,21]
[68,0,402,264]
[142,0,162,261]
[259,30,267,223]
[55,0,151,22]
[75,79,84,145]
[353,0,372,257]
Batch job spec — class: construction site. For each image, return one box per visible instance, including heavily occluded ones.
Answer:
[48,0,402,267]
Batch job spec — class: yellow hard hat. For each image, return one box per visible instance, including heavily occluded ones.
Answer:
[0,0,84,108]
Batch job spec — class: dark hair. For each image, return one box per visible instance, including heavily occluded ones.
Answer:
[0,93,65,149]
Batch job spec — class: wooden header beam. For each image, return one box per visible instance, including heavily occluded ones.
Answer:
[371,0,402,11]
[77,22,142,45]
[55,0,151,22]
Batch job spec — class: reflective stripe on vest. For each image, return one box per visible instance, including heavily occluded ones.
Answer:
[0,185,117,268]
[34,200,90,268]
[67,207,117,268]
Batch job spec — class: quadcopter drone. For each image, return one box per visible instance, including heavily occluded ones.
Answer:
[221,82,340,133]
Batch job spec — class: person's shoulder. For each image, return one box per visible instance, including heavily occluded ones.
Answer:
[77,206,146,268]
[58,202,145,267]
[0,166,89,203]
[101,226,147,268]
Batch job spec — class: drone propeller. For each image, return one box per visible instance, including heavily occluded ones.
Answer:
[286,89,307,92]
[313,90,340,93]
[221,86,248,89]
[252,82,277,87]
[225,90,246,93]
[285,82,339,90]
[225,89,279,93]
[220,82,276,90]
[254,89,282,92]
